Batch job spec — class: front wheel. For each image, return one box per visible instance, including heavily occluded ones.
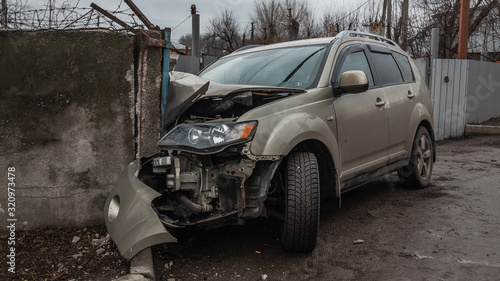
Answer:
[398,126,434,189]
[282,152,320,252]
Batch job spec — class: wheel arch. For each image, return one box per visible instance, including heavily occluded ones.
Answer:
[417,119,437,162]
[289,139,339,199]
[406,101,436,163]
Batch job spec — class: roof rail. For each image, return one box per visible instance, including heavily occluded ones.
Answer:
[336,30,401,49]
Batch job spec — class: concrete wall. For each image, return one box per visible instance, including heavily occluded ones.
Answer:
[0,30,162,229]
[465,60,500,123]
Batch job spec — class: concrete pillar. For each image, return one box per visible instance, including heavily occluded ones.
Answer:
[191,4,200,58]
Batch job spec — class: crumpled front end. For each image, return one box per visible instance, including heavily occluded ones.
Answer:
[104,160,177,260]
[105,72,298,260]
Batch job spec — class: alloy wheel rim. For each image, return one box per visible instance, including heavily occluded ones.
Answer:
[417,134,432,179]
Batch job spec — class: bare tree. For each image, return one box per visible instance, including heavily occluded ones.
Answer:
[407,0,499,59]
[207,9,242,52]
[250,0,316,44]
[282,0,315,39]
[250,0,284,44]
[399,0,409,50]
[178,33,192,47]
[321,6,362,37]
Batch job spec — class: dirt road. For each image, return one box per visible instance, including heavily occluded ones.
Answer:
[153,135,500,281]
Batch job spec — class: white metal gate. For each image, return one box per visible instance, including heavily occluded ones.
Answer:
[431,59,468,140]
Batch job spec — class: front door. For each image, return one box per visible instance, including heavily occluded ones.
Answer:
[333,48,389,181]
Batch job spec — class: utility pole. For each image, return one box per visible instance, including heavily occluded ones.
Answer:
[400,0,409,50]
[457,0,470,59]
[386,0,392,39]
[191,4,199,58]
[288,7,292,40]
[381,0,388,30]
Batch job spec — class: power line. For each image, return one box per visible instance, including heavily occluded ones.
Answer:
[171,14,191,31]
[336,0,371,23]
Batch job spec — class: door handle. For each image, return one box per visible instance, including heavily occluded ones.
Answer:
[407,90,415,99]
[375,98,386,107]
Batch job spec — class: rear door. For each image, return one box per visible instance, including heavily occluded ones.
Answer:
[366,45,416,163]
[332,44,389,181]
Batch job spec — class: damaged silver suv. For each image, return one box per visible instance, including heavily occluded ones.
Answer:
[105,31,436,259]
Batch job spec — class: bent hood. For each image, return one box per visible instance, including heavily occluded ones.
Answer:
[163,71,305,132]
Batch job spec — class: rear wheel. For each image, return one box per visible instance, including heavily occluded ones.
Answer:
[398,126,434,189]
[282,152,320,252]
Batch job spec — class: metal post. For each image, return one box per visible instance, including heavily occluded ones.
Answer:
[124,0,159,30]
[191,4,199,58]
[458,0,470,59]
[430,27,440,90]
[1,0,7,28]
[161,28,172,137]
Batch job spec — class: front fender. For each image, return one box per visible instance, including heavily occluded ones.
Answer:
[104,160,177,260]
[250,111,338,161]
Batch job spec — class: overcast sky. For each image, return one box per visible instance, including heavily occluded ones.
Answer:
[25,0,372,43]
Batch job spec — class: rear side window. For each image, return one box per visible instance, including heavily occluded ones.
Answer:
[393,52,415,82]
[370,51,404,86]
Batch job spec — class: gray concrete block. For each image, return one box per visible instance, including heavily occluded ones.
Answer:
[130,248,155,280]
[113,274,153,281]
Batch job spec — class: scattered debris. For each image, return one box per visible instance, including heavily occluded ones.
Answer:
[255,251,261,254]
[71,236,81,244]
[353,239,365,244]
[96,248,106,255]
[262,274,268,280]
[0,225,127,280]
[92,234,110,247]
[164,261,174,269]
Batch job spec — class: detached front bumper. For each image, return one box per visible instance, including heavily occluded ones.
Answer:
[104,160,177,260]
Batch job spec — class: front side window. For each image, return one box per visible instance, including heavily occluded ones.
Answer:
[199,45,328,89]
[339,51,374,88]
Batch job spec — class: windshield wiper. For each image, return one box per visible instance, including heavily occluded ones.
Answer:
[278,47,326,86]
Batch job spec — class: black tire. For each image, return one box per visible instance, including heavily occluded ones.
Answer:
[398,126,434,189]
[282,152,320,252]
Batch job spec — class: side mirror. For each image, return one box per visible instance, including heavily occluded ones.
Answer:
[339,70,369,94]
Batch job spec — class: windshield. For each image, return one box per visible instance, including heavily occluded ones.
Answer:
[199,45,328,89]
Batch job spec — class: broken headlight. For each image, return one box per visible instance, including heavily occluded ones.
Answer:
[157,121,257,154]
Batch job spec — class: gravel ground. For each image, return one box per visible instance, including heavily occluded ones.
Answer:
[0,225,128,281]
[2,134,499,281]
